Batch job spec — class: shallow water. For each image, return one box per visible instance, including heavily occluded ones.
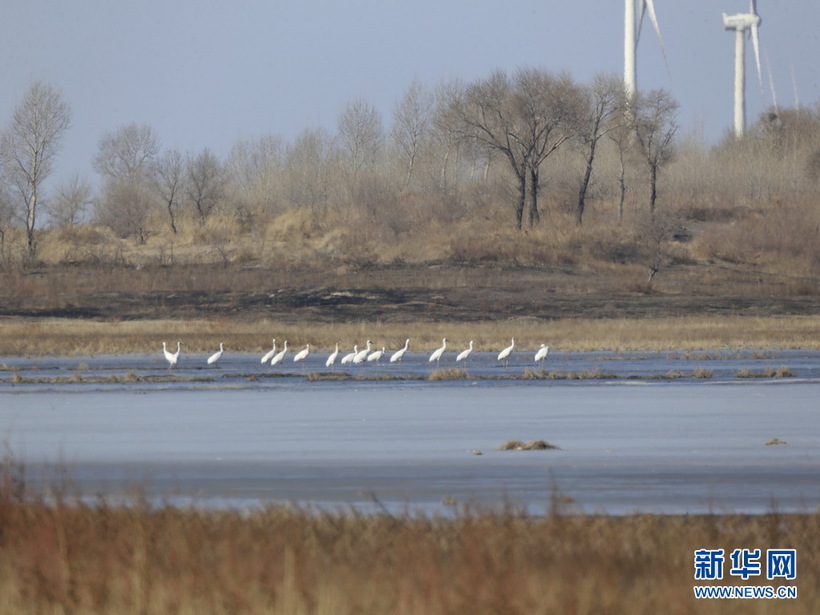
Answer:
[1,350,818,515]
[2,348,820,391]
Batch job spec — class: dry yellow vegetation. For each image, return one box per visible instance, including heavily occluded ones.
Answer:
[0,314,819,356]
[0,473,816,615]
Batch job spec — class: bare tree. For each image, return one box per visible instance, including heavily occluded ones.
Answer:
[92,123,161,241]
[446,71,528,228]
[0,184,14,265]
[431,79,469,190]
[186,148,226,223]
[607,114,633,223]
[285,127,332,212]
[574,75,624,225]
[337,99,384,175]
[48,173,93,227]
[153,149,184,233]
[392,78,433,188]
[0,80,71,259]
[513,68,585,226]
[806,148,820,186]
[95,177,154,244]
[226,135,285,215]
[447,68,583,229]
[632,89,678,215]
[638,213,684,288]
[92,123,161,182]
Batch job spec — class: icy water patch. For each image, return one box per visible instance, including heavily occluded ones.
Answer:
[2,376,818,515]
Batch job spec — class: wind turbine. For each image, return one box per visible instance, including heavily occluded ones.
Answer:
[624,0,667,101]
[723,0,763,138]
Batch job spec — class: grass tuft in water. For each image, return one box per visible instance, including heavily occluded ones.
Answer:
[499,440,560,451]
[428,368,469,381]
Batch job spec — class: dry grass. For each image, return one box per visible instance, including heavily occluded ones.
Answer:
[521,368,619,380]
[735,366,796,379]
[1,315,819,357]
[428,367,469,381]
[0,373,215,385]
[498,440,560,451]
[25,190,820,280]
[0,461,816,615]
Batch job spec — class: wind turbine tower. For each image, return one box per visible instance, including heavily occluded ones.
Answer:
[723,1,763,138]
[624,0,666,101]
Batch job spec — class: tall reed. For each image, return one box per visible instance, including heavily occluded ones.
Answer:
[1,463,816,615]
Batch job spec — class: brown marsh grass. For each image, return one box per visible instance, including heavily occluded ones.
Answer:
[428,367,469,380]
[498,440,560,451]
[0,461,817,615]
[735,366,796,379]
[1,314,819,357]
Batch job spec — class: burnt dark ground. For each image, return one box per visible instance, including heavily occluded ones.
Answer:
[1,262,818,323]
[4,288,819,323]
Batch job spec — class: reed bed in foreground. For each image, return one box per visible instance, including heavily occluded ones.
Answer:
[1,314,819,356]
[0,476,816,615]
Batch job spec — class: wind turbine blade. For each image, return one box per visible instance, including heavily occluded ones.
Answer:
[790,61,800,109]
[636,0,645,44]
[750,23,763,88]
[643,0,671,77]
[764,48,778,110]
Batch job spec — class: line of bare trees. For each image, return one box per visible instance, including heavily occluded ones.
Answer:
[1,71,818,265]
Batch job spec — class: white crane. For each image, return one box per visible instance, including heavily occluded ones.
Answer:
[624,0,667,101]
[293,343,310,363]
[326,343,339,368]
[390,339,410,363]
[162,341,181,369]
[534,344,550,363]
[260,339,277,364]
[723,0,763,138]
[270,340,288,366]
[367,347,385,362]
[207,342,224,365]
[456,340,474,363]
[341,345,358,365]
[429,338,447,366]
[353,340,371,364]
[497,337,515,368]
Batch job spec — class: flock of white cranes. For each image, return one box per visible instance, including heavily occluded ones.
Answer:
[162,338,550,370]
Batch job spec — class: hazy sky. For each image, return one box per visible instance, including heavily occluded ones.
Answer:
[1,0,818,186]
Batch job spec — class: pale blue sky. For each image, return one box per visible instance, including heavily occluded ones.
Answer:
[1,1,817,185]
